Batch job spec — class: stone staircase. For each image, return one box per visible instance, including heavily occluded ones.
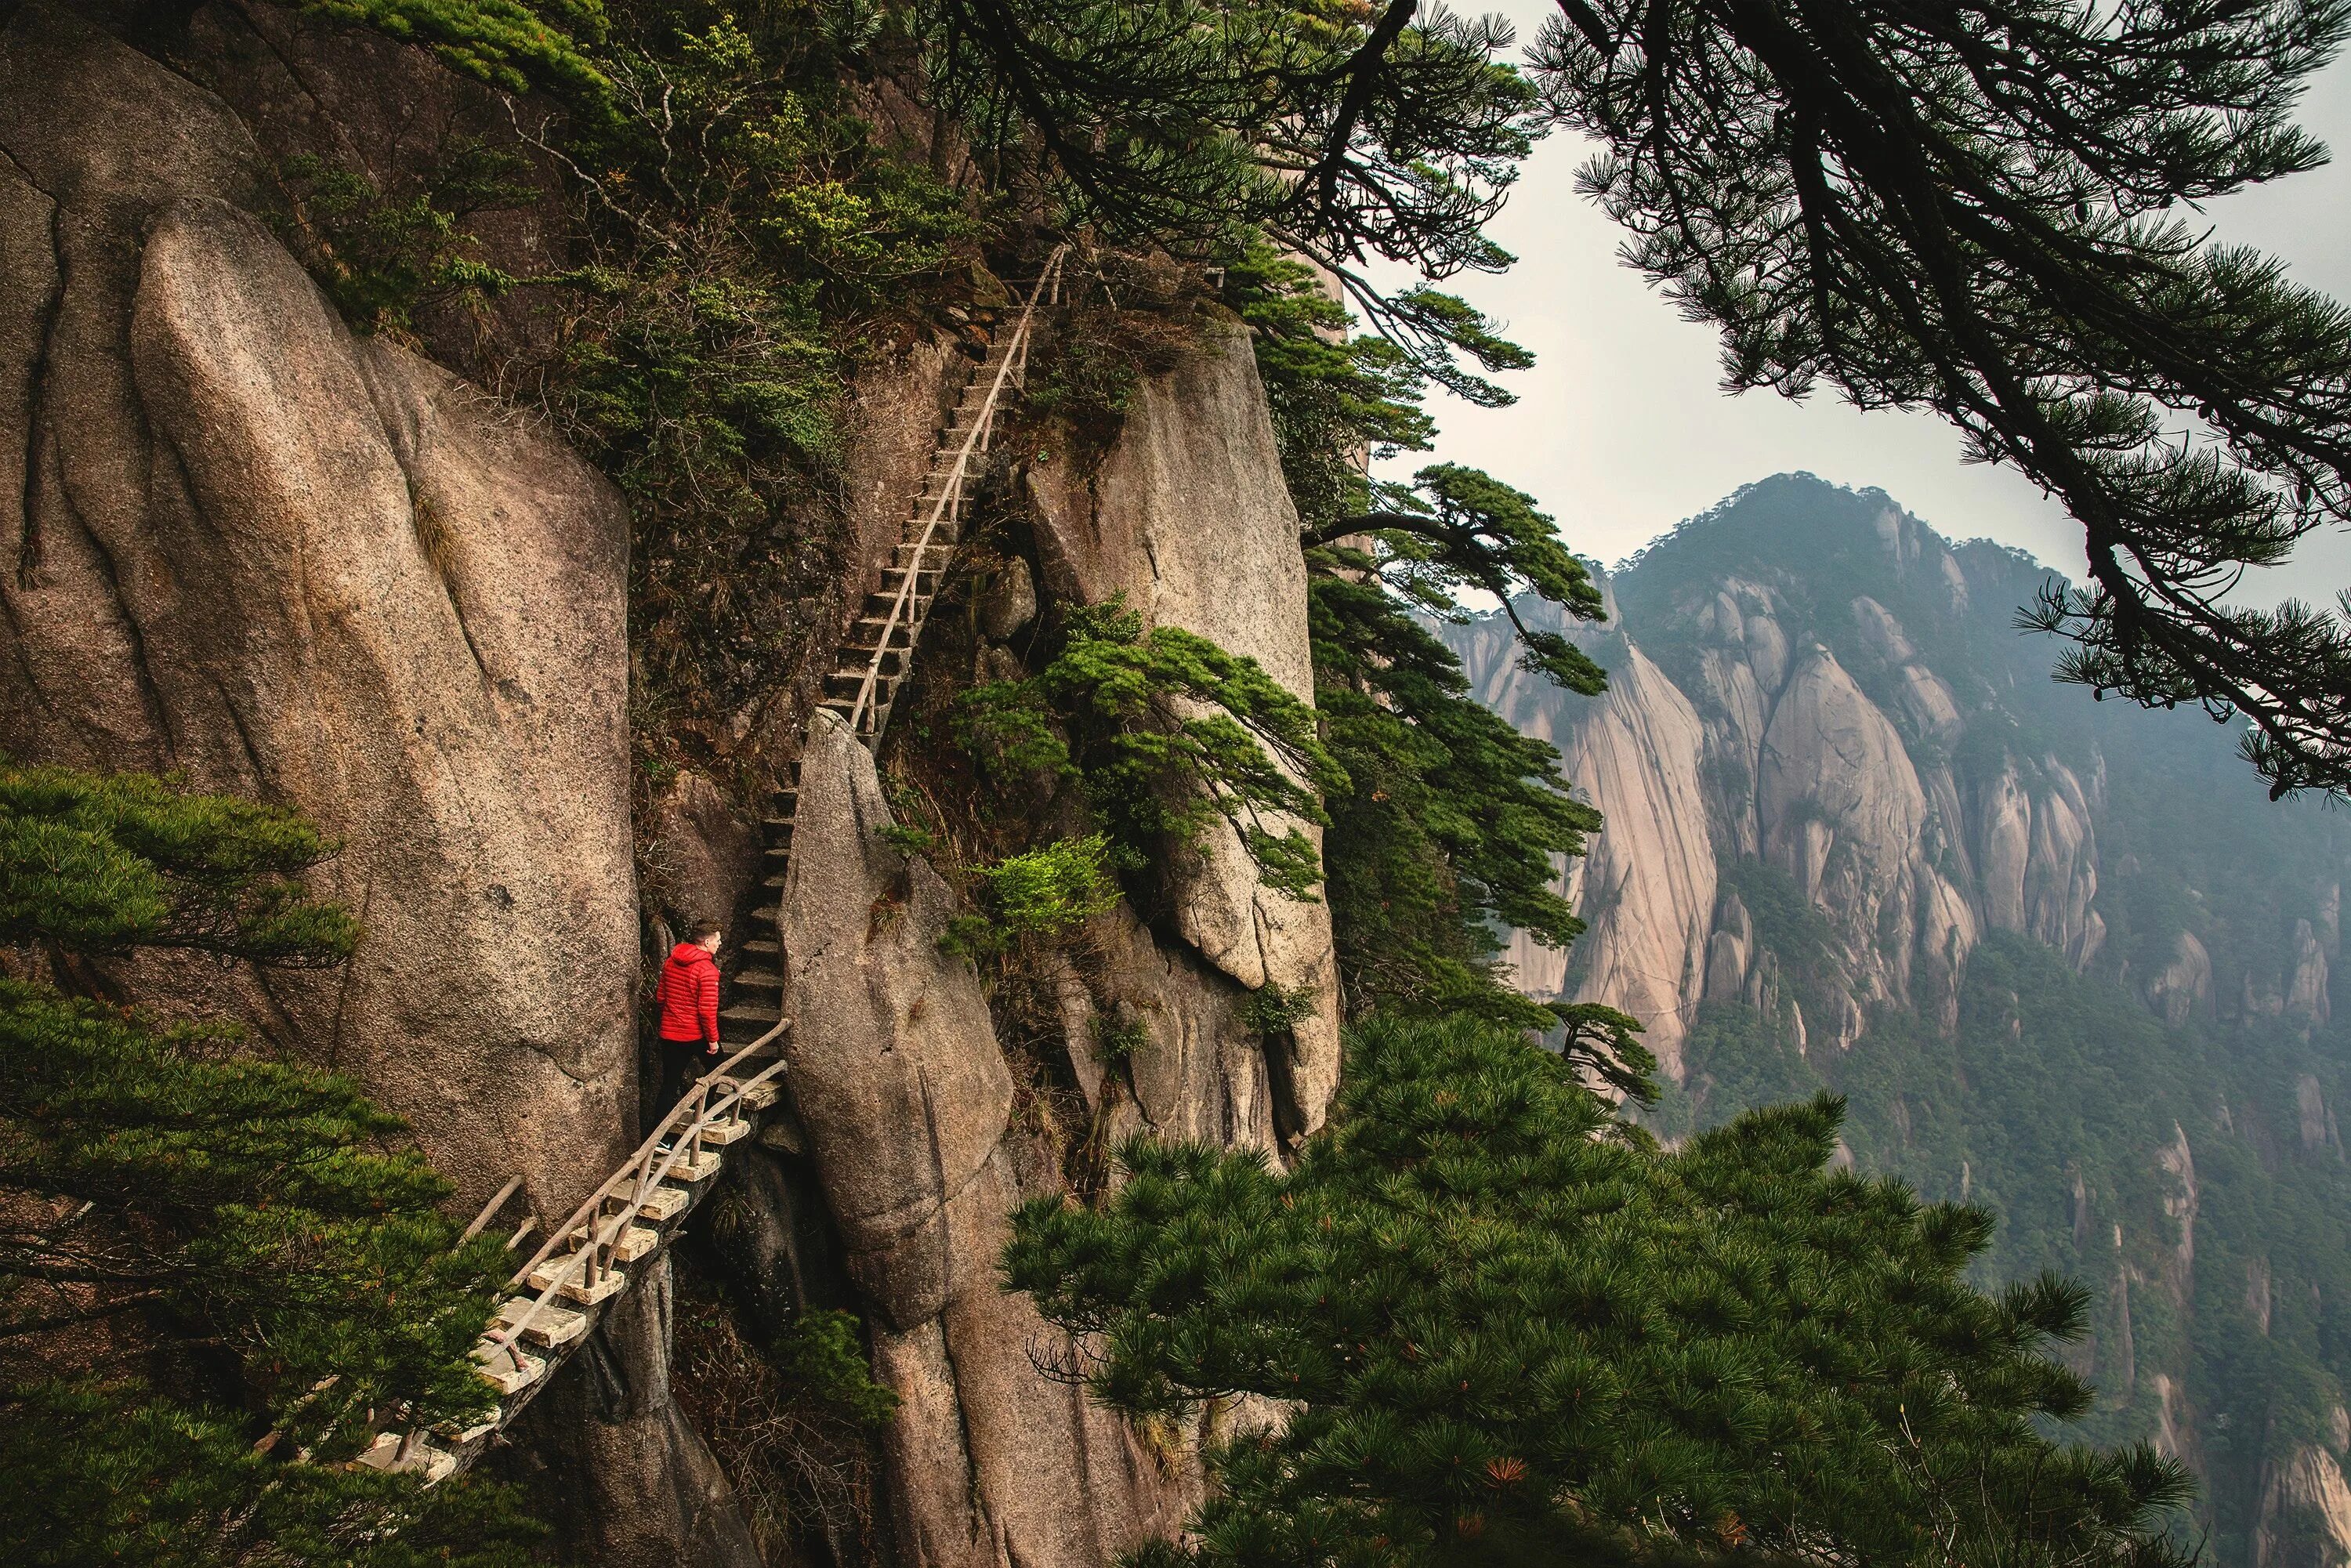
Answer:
[359,249,1066,1483]
[722,252,1060,1045]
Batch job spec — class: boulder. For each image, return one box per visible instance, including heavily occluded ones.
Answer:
[0,8,726,1553]
[0,0,634,1223]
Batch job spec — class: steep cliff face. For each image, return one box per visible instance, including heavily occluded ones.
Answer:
[0,9,738,1559]
[0,9,1342,1568]
[1466,625,1714,1077]
[1445,477,2109,1068]
[1024,324,1342,1135]
[781,712,1192,1568]
[1444,472,2351,1568]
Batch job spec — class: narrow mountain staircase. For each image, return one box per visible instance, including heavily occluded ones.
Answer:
[360,248,1067,1483]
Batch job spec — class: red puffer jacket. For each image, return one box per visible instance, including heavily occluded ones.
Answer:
[654,942,720,1045]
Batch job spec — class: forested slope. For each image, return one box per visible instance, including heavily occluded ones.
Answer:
[1448,473,2351,1568]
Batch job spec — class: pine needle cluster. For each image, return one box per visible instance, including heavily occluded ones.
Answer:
[1009,1012,2194,1568]
[0,760,536,1565]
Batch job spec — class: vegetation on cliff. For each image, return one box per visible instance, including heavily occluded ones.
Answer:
[1586,479,2351,1566]
[1011,1011,2191,1568]
[0,762,535,1565]
[269,3,2351,1565]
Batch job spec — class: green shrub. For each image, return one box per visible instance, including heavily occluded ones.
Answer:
[957,600,1346,904]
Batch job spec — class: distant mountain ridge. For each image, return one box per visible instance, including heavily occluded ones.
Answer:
[1442,472,2351,1568]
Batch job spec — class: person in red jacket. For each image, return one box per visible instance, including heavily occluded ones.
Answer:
[653,918,724,1119]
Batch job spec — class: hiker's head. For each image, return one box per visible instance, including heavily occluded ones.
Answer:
[689,918,723,954]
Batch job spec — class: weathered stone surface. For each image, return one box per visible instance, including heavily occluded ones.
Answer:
[643,770,764,933]
[1,4,635,1222]
[1024,319,1339,1132]
[2148,931,2215,1027]
[503,1256,765,1568]
[2255,1447,2351,1568]
[2288,920,2333,1029]
[1092,904,1281,1153]
[781,709,1194,1568]
[1467,641,1715,1077]
[1759,647,1926,1040]
[0,10,752,1556]
[781,709,1016,1327]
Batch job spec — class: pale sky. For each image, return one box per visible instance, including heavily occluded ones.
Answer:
[1396,0,2351,605]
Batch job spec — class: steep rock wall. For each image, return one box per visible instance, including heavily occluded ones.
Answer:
[1025,320,1341,1138]
[1444,487,2101,1073]
[7,13,1346,1567]
[781,712,1193,1568]
[0,9,740,1563]
[1473,633,1715,1077]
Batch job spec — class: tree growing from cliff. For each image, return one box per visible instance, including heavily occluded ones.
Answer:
[0,759,537,1566]
[1009,1011,2193,1568]
[957,600,1347,902]
[949,0,2351,798]
[1223,241,1640,1067]
[321,0,2351,797]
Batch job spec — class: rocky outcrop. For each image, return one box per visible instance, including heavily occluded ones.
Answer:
[2149,932,2215,1027]
[2255,1447,2351,1568]
[1440,480,2135,1076]
[1759,646,1929,1034]
[1483,642,1715,1077]
[0,0,635,1222]
[781,712,1192,1568]
[507,1258,765,1568]
[0,5,728,1555]
[1024,321,1340,1134]
[643,770,765,936]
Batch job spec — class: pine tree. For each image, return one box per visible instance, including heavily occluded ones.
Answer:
[1531,0,2351,798]
[1008,1012,2193,1568]
[0,759,538,1566]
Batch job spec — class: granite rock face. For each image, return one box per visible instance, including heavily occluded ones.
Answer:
[1025,320,1340,1135]
[1475,633,1717,1077]
[0,0,634,1224]
[781,712,1193,1568]
[1442,483,2112,1075]
[5,13,1349,1568]
[2255,1447,2351,1568]
[0,4,693,1554]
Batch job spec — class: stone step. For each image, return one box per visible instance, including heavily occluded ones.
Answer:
[822,668,903,703]
[890,541,955,570]
[761,836,792,861]
[473,1344,545,1397]
[830,646,907,682]
[567,1220,661,1264]
[738,936,780,960]
[878,566,944,594]
[662,1146,724,1182]
[527,1255,627,1305]
[494,1295,587,1349]
[734,1079,781,1111]
[629,1183,690,1223]
[719,1001,783,1041]
[698,1116,752,1148]
[860,589,934,619]
[733,966,784,994]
